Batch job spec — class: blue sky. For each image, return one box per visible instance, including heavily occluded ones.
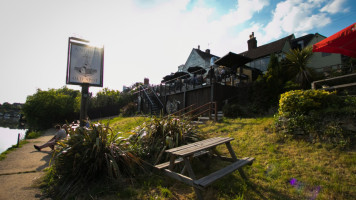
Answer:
[0,0,355,104]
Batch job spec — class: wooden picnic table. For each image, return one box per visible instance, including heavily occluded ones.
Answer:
[154,137,255,200]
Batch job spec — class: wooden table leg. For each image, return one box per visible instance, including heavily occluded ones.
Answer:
[169,155,176,171]
[225,142,237,160]
[184,157,203,200]
[225,142,247,179]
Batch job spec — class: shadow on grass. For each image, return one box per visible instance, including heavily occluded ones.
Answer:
[36,152,52,171]
[245,180,291,200]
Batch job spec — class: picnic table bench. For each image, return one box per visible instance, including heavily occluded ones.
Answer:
[154,137,254,200]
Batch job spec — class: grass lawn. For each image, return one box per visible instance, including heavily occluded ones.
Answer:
[95,116,356,199]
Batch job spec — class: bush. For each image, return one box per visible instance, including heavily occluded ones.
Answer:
[45,123,141,199]
[128,116,200,164]
[275,90,356,148]
[25,130,41,139]
[223,103,247,118]
[22,87,80,130]
[120,102,137,117]
[278,90,339,117]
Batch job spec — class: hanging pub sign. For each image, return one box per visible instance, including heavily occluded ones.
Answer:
[66,37,104,87]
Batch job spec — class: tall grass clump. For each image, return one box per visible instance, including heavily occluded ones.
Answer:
[128,116,201,164]
[45,123,142,199]
[275,89,356,148]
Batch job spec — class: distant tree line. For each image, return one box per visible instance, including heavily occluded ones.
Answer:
[0,102,23,116]
[22,84,139,130]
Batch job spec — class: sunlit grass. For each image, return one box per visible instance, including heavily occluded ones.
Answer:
[96,116,148,138]
[0,140,29,161]
[70,116,356,199]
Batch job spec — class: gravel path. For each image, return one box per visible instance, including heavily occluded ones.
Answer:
[0,129,56,200]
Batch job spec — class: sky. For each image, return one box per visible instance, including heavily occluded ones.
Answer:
[0,0,355,104]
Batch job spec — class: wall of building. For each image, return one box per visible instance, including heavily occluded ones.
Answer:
[182,51,205,72]
[307,36,342,71]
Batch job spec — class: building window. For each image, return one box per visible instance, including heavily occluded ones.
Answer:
[322,52,331,57]
[297,41,304,50]
[248,56,270,72]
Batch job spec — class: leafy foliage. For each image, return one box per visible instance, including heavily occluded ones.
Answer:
[246,47,316,114]
[120,102,138,117]
[46,123,142,199]
[22,87,80,130]
[285,46,314,89]
[0,102,22,115]
[276,90,356,148]
[128,116,201,164]
[248,54,292,114]
[25,130,42,139]
[223,103,247,118]
[277,90,338,117]
[88,88,135,119]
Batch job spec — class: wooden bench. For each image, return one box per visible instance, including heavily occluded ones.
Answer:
[194,157,254,187]
[154,137,254,200]
[154,150,209,170]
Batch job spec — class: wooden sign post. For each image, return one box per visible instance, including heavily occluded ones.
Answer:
[66,37,104,126]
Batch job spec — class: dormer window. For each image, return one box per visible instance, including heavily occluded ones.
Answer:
[297,41,304,50]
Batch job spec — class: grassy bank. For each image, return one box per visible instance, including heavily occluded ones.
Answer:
[87,116,355,200]
[0,130,41,161]
[0,140,29,161]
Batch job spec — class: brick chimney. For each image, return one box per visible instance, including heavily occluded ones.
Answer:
[205,49,210,54]
[247,32,257,51]
[144,78,149,85]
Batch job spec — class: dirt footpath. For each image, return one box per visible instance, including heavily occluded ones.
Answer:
[0,129,56,200]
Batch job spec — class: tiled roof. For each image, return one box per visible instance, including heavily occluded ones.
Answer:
[240,34,295,59]
[194,48,220,60]
[291,34,315,49]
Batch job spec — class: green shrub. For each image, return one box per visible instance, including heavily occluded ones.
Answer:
[25,130,42,139]
[22,87,80,130]
[276,90,356,148]
[120,102,137,117]
[223,103,247,118]
[278,90,338,117]
[46,123,141,199]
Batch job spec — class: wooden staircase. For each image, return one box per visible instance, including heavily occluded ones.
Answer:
[140,86,164,115]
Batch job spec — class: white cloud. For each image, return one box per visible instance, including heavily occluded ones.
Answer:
[263,0,332,41]
[218,0,269,27]
[0,0,351,103]
[320,0,349,14]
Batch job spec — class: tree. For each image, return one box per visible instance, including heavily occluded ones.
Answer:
[88,88,135,119]
[22,87,80,130]
[285,46,314,89]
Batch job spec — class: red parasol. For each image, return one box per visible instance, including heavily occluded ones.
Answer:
[313,23,356,57]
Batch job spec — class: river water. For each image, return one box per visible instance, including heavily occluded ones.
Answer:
[0,118,27,154]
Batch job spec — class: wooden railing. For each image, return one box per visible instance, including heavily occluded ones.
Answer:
[170,102,218,121]
[311,73,356,91]
[188,102,218,122]
[169,104,196,117]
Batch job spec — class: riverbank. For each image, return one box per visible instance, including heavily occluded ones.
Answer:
[0,129,55,200]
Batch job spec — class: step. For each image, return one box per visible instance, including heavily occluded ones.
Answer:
[194,157,254,188]
[191,121,205,124]
[211,113,224,117]
[198,115,223,121]
[197,117,210,121]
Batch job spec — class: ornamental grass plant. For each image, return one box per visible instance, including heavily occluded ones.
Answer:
[45,123,142,199]
[128,116,201,165]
